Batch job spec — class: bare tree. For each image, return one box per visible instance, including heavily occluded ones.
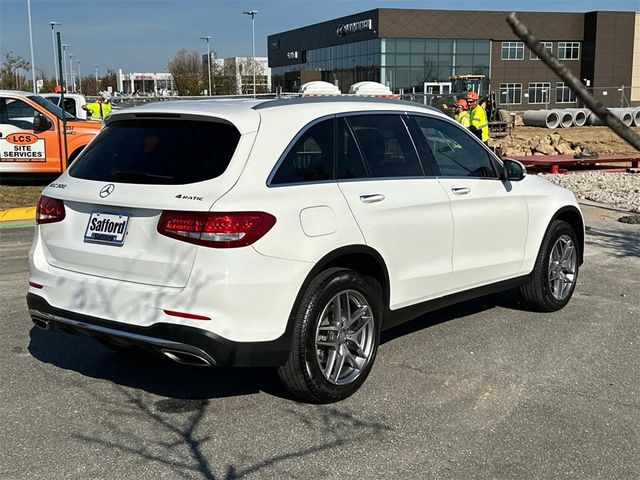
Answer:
[99,70,117,94]
[81,76,99,96]
[168,49,203,96]
[0,51,30,90]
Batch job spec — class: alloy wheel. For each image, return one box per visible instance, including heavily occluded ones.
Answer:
[314,289,375,386]
[548,234,577,301]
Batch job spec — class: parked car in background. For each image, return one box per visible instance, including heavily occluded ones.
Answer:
[41,93,88,120]
[27,88,584,402]
[1,90,101,175]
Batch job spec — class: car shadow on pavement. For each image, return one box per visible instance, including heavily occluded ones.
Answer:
[27,327,290,400]
[27,289,527,402]
[381,288,525,344]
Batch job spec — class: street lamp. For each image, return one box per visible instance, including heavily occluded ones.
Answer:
[243,10,258,97]
[27,0,36,93]
[49,22,61,85]
[69,53,75,92]
[200,35,212,96]
[61,44,70,88]
[77,59,82,94]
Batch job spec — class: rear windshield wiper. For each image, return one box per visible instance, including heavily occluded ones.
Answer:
[111,168,175,182]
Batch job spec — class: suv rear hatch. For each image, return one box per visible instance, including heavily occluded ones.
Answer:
[38,112,258,288]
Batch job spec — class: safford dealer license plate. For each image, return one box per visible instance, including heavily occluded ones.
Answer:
[84,212,130,245]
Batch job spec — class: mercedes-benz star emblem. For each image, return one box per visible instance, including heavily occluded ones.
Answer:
[99,184,115,198]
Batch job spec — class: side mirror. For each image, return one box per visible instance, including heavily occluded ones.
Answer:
[503,159,527,181]
[33,114,52,131]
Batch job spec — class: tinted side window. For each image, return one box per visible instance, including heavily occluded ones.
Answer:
[271,119,333,185]
[63,98,76,115]
[336,117,368,180]
[70,120,240,185]
[412,116,496,178]
[348,115,423,178]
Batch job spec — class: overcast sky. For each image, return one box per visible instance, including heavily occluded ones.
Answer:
[1,0,638,78]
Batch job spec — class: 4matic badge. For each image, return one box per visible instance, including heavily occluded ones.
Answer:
[175,194,204,201]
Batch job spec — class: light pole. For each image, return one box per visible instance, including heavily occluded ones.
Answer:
[95,65,99,94]
[243,10,258,97]
[27,0,37,93]
[200,35,212,95]
[49,22,61,85]
[77,59,82,94]
[61,44,70,88]
[69,53,75,92]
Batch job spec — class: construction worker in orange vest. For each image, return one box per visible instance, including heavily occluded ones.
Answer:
[466,91,489,144]
[454,98,470,128]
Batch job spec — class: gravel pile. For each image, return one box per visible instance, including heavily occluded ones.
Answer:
[541,172,640,211]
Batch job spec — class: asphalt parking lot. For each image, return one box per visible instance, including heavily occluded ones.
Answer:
[1,202,639,480]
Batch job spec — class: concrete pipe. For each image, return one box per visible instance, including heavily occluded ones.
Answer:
[564,108,588,127]
[552,110,574,128]
[631,108,640,127]
[522,110,560,129]
[588,109,633,127]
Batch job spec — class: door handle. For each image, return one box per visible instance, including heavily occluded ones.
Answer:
[359,193,385,204]
[451,186,471,196]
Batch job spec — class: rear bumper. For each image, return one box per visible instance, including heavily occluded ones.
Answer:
[27,293,292,367]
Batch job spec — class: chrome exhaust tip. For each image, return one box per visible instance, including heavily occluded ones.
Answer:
[32,317,50,330]
[161,349,212,367]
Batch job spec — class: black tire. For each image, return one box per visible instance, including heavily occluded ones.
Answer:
[278,268,382,403]
[521,220,580,312]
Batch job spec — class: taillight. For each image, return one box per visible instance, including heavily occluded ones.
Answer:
[36,196,66,224]
[157,211,276,248]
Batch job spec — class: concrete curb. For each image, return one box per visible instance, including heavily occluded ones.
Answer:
[0,206,36,222]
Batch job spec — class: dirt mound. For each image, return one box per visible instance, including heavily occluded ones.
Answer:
[489,126,640,157]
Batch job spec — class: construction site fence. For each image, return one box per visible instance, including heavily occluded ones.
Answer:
[93,86,637,112]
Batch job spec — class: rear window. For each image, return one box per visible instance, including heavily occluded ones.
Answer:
[69,119,241,184]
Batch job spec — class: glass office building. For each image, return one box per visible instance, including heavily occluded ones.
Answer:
[268,9,640,108]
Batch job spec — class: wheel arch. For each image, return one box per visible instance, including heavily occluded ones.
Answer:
[287,245,390,321]
[550,206,585,265]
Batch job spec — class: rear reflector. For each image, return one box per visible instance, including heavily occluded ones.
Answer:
[157,211,276,248]
[163,309,211,321]
[36,196,65,224]
[28,281,43,289]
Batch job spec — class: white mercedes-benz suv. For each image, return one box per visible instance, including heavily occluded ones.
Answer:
[28,95,583,403]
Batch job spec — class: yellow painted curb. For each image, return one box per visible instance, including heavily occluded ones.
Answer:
[0,206,36,222]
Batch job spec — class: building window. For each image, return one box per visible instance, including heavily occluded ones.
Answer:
[499,83,522,105]
[530,42,553,60]
[556,82,577,103]
[558,42,580,60]
[528,82,551,104]
[501,42,524,60]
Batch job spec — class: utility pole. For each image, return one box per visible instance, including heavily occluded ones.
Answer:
[49,22,61,86]
[201,35,212,95]
[243,10,258,97]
